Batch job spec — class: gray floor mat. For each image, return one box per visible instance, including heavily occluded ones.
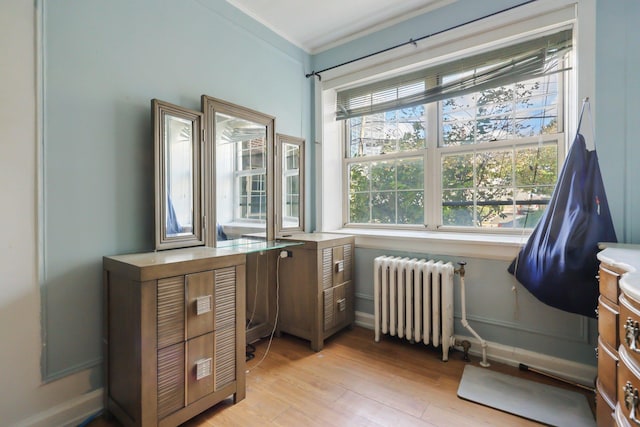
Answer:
[457,364,595,427]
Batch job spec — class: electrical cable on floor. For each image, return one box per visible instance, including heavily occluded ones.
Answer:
[246,254,281,372]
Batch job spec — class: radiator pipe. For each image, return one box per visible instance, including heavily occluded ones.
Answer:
[457,262,490,367]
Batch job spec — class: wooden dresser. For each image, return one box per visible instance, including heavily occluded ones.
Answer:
[278,233,355,351]
[103,247,246,427]
[597,245,640,427]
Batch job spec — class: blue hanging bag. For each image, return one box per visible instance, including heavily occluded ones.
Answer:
[508,102,617,318]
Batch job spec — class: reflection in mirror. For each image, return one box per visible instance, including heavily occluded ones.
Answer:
[165,115,194,237]
[215,113,267,244]
[276,134,304,234]
[202,96,275,248]
[153,99,203,250]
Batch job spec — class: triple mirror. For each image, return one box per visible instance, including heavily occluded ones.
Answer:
[155,96,303,250]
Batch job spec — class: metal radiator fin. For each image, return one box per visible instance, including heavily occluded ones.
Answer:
[373,256,455,362]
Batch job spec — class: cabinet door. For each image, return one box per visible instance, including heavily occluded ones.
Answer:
[323,287,335,331]
[186,271,215,340]
[343,243,352,282]
[157,342,185,419]
[158,276,185,349]
[322,248,333,290]
[214,267,237,389]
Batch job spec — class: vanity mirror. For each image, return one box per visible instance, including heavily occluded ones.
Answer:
[153,99,204,250]
[276,134,305,234]
[202,96,275,248]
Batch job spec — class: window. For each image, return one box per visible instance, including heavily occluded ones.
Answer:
[236,138,267,221]
[340,30,571,230]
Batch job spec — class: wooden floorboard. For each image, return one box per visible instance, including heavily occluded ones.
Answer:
[88,326,596,426]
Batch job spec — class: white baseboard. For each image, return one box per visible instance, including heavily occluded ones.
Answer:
[355,310,597,388]
[13,388,103,427]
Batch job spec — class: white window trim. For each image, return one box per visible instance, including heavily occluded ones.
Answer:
[315,0,595,258]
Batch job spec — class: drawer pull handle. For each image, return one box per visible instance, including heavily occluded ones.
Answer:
[625,317,640,353]
[335,260,344,273]
[196,295,213,315]
[337,298,346,312]
[624,381,640,425]
[195,357,212,381]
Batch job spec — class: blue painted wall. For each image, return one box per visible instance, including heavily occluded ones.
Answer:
[42,0,640,380]
[42,0,311,379]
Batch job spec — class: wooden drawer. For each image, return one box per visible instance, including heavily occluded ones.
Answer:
[600,265,620,304]
[598,336,619,405]
[613,402,632,427]
[596,386,615,427]
[186,271,215,340]
[617,346,640,425]
[187,332,215,405]
[600,295,620,350]
[323,281,354,332]
[321,244,353,290]
[619,294,640,369]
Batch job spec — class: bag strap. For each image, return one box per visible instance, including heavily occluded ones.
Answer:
[577,97,596,150]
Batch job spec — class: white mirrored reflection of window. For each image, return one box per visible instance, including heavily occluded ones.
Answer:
[342,30,571,229]
[215,113,267,241]
[282,143,300,228]
[165,114,193,236]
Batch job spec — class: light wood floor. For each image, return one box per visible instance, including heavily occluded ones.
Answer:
[89,326,595,427]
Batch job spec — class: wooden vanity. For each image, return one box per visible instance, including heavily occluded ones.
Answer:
[103,247,246,427]
[596,245,640,427]
[278,233,355,351]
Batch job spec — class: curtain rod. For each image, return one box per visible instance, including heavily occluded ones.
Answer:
[305,0,538,80]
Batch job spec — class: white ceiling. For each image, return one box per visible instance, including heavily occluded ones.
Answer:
[226,0,455,54]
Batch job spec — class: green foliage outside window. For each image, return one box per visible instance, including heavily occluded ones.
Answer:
[346,76,561,229]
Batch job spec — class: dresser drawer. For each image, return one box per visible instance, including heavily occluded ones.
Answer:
[599,295,620,350]
[323,281,354,332]
[619,294,640,369]
[598,336,619,405]
[187,332,215,405]
[186,271,215,340]
[600,265,620,304]
[596,387,615,427]
[617,346,640,424]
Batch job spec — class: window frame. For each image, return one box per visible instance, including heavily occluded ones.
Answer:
[341,69,568,231]
[315,0,594,257]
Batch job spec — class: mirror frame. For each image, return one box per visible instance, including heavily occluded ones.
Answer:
[275,134,305,235]
[201,95,276,247]
[153,99,204,250]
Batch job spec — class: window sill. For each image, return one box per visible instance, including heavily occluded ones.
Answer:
[321,228,528,261]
